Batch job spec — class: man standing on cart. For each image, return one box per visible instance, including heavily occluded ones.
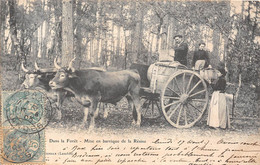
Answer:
[192,42,210,70]
[172,35,188,66]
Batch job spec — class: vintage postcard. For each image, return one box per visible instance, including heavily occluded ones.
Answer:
[1,0,259,164]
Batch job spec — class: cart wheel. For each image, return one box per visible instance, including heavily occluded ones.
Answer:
[161,70,209,128]
[141,96,162,119]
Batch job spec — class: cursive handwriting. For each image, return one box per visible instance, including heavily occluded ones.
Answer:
[46,138,260,164]
[152,138,172,144]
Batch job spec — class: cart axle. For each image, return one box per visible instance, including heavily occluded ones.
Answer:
[179,94,189,104]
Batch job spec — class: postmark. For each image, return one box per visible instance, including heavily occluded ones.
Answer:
[1,119,42,163]
[2,89,54,134]
[1,90,51,164]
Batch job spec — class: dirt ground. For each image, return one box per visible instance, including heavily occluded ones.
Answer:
[47,97,260,138]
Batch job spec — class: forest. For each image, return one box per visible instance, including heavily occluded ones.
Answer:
[1,0,259,120]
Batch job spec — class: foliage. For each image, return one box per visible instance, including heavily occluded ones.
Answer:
[0,1,259,81]
[1,0,259,120]
[226,1,260,85]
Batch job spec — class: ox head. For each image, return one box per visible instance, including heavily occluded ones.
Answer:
[49,57,105,89]
[49,57,77,90]
[48,69,72,90]
[21,61,56,89]
[49,57,94,107]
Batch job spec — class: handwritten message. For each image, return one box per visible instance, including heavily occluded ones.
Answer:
[45,134,260,165]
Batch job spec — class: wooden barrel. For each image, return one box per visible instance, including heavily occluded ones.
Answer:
[147,61,186,93]
[199,68,220,83]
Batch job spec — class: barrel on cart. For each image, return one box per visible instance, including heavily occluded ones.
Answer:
[131,61,220,128]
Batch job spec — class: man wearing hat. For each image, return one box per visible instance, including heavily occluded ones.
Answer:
[173,35,188,66]
[192,42,210,70]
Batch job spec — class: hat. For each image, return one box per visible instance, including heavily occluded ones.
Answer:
[217,62,226,76]
[174,35,183,39]
[218,68,226,77]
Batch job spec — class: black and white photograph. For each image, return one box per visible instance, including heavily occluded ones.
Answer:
[0,0,259,164]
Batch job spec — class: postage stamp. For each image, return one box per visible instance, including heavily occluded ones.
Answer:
[1,124,45,163]
[1,90,51,164]
[2,90,54,134]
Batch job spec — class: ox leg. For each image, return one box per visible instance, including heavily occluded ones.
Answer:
[82,107,89,128]
[55,92,64,121]
[103,103,109,119]
[129,85,141,127]
[94,102,101,118]
[88,98,99,132]
[49,91,62,122]
[134,100,141,126]
[126,96,137,126]
[95,102,108,119]
[55,103,62,121]
[88,113,94,132]
[132,96,141,127]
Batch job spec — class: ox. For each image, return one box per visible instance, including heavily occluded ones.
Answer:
[21,61,71,120]
[49,59,141,130]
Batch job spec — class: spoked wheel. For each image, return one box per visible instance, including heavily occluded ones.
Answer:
[140,94,162,119]
[161,70,209,128]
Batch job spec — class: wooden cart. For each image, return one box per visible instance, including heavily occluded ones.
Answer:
[132,61,219,128]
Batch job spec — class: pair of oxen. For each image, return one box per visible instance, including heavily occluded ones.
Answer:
[21,58,141,130]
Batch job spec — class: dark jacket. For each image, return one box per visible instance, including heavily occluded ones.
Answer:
[212,76,226,93]
[174,42,188,66]
[192,50,210,67]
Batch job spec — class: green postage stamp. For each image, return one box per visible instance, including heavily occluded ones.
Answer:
[1,90,53,164]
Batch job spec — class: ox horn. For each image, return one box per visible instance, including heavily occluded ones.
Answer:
[35,61,57,72]
[54,56,62,69]
[21,61,29,73]
[68,56,76,72]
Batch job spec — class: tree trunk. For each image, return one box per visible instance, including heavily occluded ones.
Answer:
[42,21,48,59]
[55,1,62,59]
[94,39,99,64]
[160,17,168,50]
[90,35,93,63]
[99,37,103,66]
[8,0,25,69]
[96,0,102,66]
[116,25,121,65]
[147,32,152,64]
[224,2,231,81]
[41,0,47,58]
[0,1,7,55]
[37,24,42,58]
[223,35,229,80]
[62,0,74,67]
[235,73,242,104]
[75,0,82,68]
[123,29,127,69]
[32,30,38,59]
[212,29,220,60]
[103,30,108,68]
[110,20,115,66]
[167,16,174,50]
[149,34,154,64]
[132,2,143,63]
[155,16,163,52]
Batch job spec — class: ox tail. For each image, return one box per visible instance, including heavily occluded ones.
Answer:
[132,70,141,86]
[130,69,141,81]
